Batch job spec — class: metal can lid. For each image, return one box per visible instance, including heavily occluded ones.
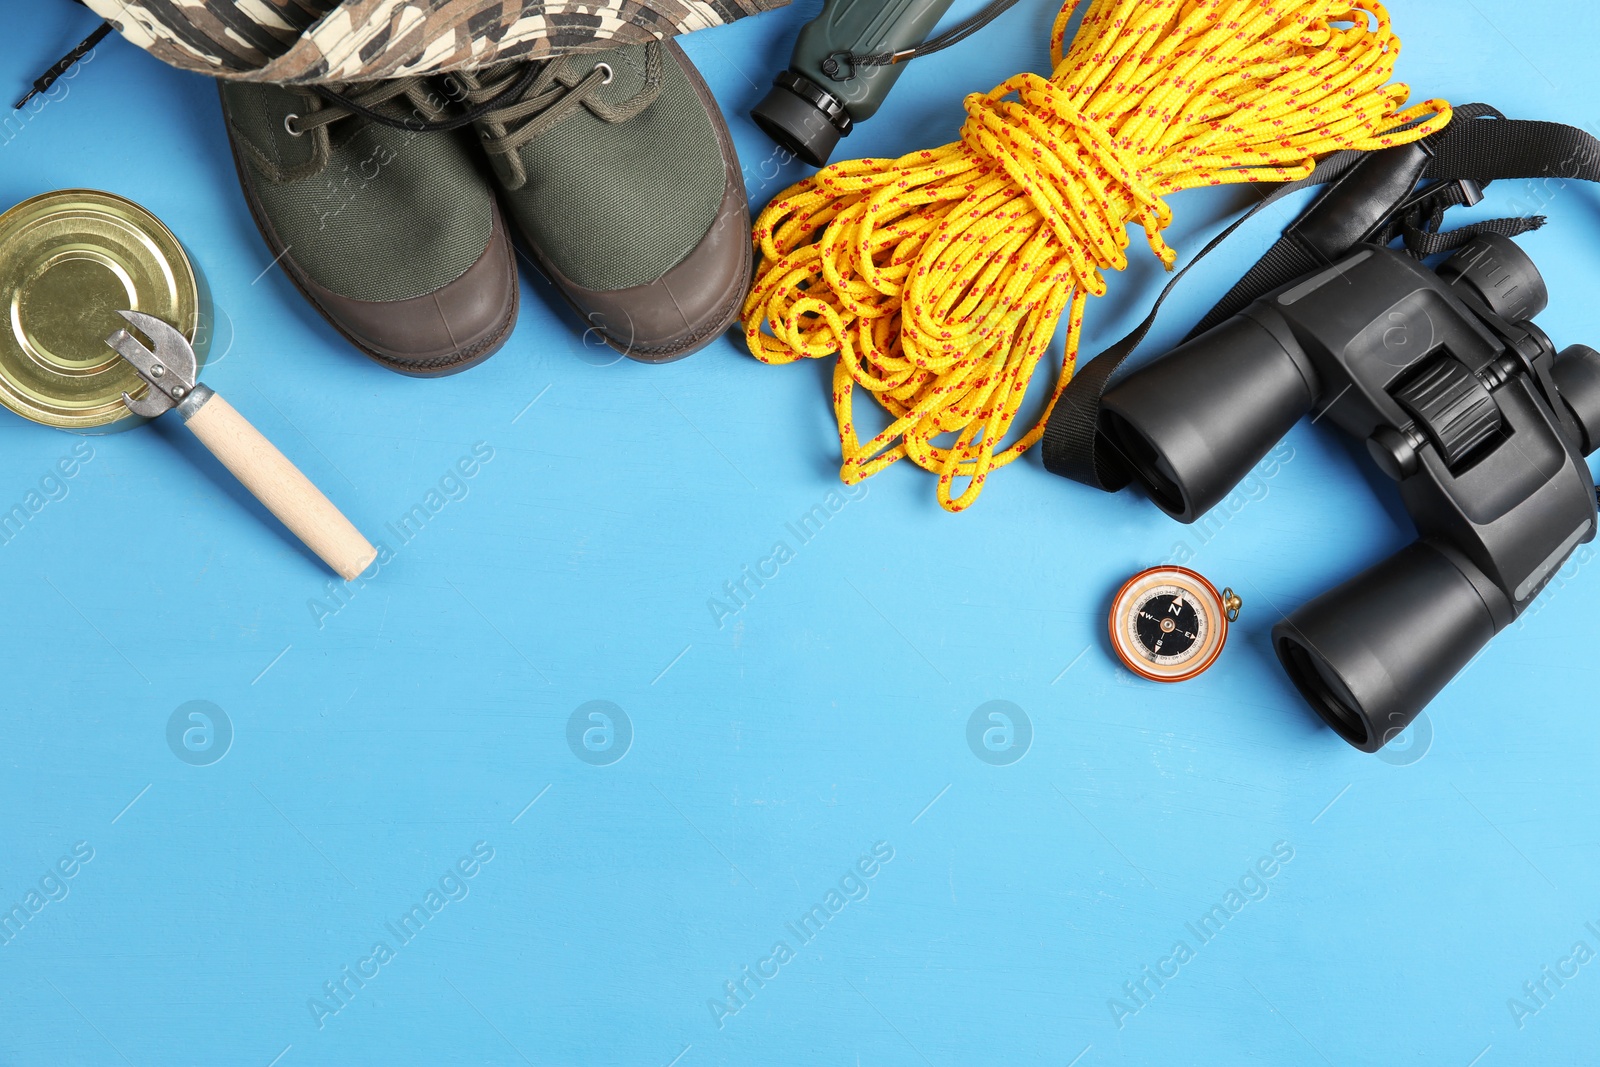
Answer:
[0,189,201,432]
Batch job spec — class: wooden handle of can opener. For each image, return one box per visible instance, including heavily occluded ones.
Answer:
[181,389,377,580]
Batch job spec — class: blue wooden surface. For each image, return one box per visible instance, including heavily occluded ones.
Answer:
[3,2,1599,1064]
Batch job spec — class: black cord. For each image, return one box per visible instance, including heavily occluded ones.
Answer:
[310,64,544,133]
[16,20,112,109]
[821,0,1021,79]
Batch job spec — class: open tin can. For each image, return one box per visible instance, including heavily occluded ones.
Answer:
[0,187,373,578]
[0,188,210,433]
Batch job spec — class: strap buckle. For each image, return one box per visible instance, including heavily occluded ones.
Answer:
[1397,176,1484,217]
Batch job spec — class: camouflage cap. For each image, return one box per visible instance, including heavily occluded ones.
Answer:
[82,0,791,84]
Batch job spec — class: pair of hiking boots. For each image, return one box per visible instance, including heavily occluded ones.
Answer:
[220,40,749,375]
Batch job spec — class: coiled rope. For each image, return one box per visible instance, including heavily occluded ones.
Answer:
[742,0,1452,511]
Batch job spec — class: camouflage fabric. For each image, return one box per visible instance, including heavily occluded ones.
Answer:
[81,0,790,84]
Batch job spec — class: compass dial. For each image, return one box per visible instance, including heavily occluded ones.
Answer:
[1109,567,1236,682]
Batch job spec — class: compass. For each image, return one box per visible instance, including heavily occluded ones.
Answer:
[1109,567,1241,682]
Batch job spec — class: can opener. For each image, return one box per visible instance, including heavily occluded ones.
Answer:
[106,310,377,580]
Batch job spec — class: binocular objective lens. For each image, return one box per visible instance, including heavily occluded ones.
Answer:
[1279,639,1368,747]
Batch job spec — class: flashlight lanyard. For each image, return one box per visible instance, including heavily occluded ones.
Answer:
[820,0,1022,80]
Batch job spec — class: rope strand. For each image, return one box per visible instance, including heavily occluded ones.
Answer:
[742,0,1451,511]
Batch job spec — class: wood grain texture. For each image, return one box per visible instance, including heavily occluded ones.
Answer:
[184,392,377,579]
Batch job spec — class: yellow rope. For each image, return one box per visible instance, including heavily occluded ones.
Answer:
[742,0,1451,511]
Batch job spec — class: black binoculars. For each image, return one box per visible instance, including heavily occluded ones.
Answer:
[1100,230,1600,752]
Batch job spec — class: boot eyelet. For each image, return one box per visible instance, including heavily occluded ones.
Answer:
[284,113,304,136]
[594,62,614,85]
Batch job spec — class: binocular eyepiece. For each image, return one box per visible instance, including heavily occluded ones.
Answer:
[1099,233,1600,752]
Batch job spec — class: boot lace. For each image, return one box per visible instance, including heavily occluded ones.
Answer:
[284,77,451,138]
[444,43,664,189]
